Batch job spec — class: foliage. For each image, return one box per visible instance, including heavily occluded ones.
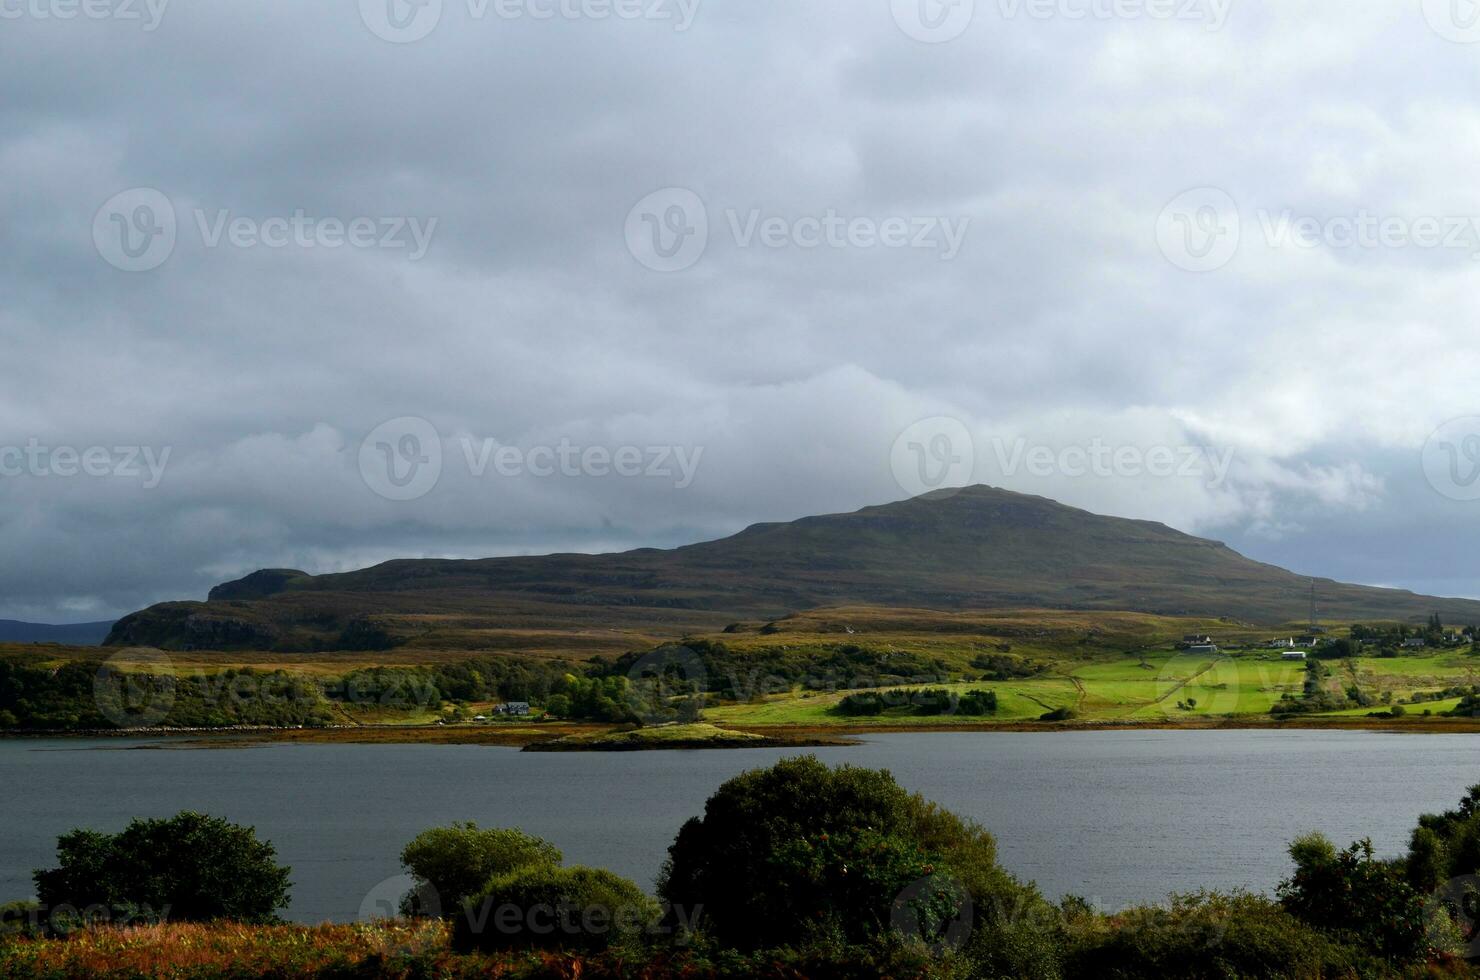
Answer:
[453,864,659,954]
[835,688,996,718]
[1063,891,1364,980]
[656,755,1058,979]
[399,823,561,919]
[1405,784,1480,893]
[1277,833,1429,964]
[33,812,291,928]
[969,652,1046,680]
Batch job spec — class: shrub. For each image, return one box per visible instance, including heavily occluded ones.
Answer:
[1064,892,1363,979]
[453,864,659,953]
[1039,707,1075,722]
[1278,833,1428,964]
[656,756,1059,977]
[956,690,998,716]
[399,823,561,918]
[32,812,290,927]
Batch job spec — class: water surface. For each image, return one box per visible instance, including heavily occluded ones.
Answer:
[2,730,1476,922]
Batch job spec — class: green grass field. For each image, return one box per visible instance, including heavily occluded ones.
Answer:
[8,607,1479,734]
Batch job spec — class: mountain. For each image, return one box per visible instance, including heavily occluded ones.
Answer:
[105,486,1480,652]
[0,620,115,645]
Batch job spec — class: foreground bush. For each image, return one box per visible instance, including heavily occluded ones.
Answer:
[399,823,561,917]
[1278,833,1431,965]
[453,863,660,954]
[1063,891,1366,980]
[657,755,1061,977]
[32,812,291,928]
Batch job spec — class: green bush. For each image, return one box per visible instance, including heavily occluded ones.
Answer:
[657,756,1059,977]
[1064,892,1362,979]
[1278,833,1428,964]
[32,812,290,928]
[453,864,659,953]
[399,823,561,918]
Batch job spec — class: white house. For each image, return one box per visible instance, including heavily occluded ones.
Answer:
[1281,651,1307,661]
[1403,637,1427,648]
[1186,643,1218,654]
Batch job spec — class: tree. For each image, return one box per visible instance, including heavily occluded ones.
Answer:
[657,756,1059,976]
[33,812,290,927]
[399,823,561,918]
[453,864,659,953]
[1278,833,1428,964]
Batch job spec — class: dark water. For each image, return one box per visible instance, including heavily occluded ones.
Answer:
[2,730,1477,923]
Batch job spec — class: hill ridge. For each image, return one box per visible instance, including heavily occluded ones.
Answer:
[105,486,1480,651]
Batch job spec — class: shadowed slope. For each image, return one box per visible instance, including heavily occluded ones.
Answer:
[106,487,1480,651]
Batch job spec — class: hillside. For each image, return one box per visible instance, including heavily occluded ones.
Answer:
[105,486,1480,652]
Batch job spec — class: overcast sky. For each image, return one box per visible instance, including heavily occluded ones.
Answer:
[3,0,1480,623]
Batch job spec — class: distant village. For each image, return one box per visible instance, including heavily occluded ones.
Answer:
[1176,615,1477,661]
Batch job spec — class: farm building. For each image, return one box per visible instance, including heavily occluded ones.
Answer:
[1281,651,1307,661]
[493,702,531,716]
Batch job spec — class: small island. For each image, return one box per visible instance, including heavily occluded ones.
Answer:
[522,722,857,752]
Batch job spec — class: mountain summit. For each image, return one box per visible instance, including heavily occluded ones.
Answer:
[106,486,1480,651]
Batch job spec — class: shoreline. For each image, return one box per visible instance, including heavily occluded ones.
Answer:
[5,712,1480,747]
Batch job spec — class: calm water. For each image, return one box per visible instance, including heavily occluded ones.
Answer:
[2,730,1477,923]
